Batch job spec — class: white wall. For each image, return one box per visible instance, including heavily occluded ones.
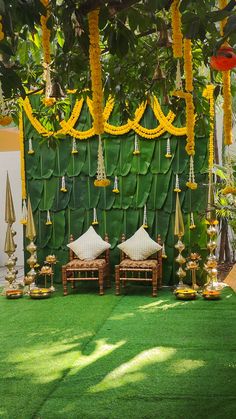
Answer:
[0,151,24,266]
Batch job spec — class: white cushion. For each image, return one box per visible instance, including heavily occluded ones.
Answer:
[117,226,162,260]
[67,226,111,260]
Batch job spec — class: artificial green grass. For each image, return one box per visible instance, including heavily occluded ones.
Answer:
[0,284,236,419]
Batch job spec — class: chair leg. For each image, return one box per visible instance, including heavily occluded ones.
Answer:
[152,267,158,297]
[62,266,68,296]
[115,266,120,295]
[98,268,104,296]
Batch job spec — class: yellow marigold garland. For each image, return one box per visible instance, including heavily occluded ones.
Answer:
[173,90,195,155]
[19,105,27,200]
[202,85,215,170]
[171,0,183,58]
[88,9,104,135]
[0,15,4,41]
[184,38,193,92]
[222,71,232,145]
[219,0,228,36]
[40,0,51,65]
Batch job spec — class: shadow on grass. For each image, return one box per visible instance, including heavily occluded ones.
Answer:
[0,284,236,418]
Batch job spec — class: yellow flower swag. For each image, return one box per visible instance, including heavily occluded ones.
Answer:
[222,71,232,146]
[184,38,193,92]
[20,93,187,140]
[173,90,195,156]
[40,0,51,65]
[0,15,4,41]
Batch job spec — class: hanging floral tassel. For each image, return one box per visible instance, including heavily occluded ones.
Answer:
[174,174,181,192]
[175,59,183,91]
[20,199,28,225]
[112,176,119,193]
[162,242,168,259]
[94,135,110,187]
[60,176,67,192]
[92,208,98,225]
[189,212,196,229]
[165,138,172,158]
[186,156,197,189]
[71,137,78,154]
[142,205,148,228]
[171,0,183,59]
[28,138,34,155]
[133,134,140,155]
[46,210,52,225]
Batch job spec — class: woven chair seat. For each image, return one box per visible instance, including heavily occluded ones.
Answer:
[65,259,107,269]
[118,259,158,269]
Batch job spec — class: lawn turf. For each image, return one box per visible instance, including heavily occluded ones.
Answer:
[0,284,236,419]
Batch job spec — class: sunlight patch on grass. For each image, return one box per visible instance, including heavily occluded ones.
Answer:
[109,312,134,320]
[139,300,184,312]
[89,346,176,392]
[169,359,206,374]
[72,339,126,374]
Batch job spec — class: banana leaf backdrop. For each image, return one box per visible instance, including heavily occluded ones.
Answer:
[23,95,208,285]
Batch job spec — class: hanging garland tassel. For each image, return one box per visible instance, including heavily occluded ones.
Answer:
[112,176,119,193]
[142,205,148,229]
[20,199,28,225]
[71,137,78,154]
[171,0,183,58]
[28,138,34,155]
[92,208,98,225]
[186,155,197,190]
[165,138,172,158]
[162,242,167,259]
[88,9,104,135]
[174,174,181,192]
[133,134,140,155]
[94,135,110,187]
[175,59,183,91]
[46,210,52,225]
[189,212,196,229]
[184,38,193,92]
[60,176,67,192]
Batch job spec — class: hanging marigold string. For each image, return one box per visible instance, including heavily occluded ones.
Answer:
[184,38,193,92]
[171,0,183,58]
[88,9,104,135]
[219,0,228,36]
[202,84,215,170]
[40,0,51,97]
[173,90,195,156]
[19,105,27,200]
[222,70,232,145]
[0,15,4,41]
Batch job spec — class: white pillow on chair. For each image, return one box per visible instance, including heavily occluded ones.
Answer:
[118,226,162,260]
[67,226,111,260]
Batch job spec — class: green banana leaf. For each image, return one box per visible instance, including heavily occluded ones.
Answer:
[104,209,124,248]
[103,135,121,176]
[35,209,53,248]
[51,176,73,211]
[38,177,58,211]
[47,210,66,249]
[27,179,43,211]
[67,207,85,240]
[119,132,134,175]
[132,172,152,208]
[147,170,172,210]
[82,137,98,176]
[66,140,87,177]
[33,142,56,179]
[53,140,71,176]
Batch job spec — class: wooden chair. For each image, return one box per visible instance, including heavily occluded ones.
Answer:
[115,234,162,297]
[62,234,110,296]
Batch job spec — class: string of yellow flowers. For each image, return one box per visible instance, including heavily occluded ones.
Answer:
[40,0,50,63]
[19,104,27,200]
[202,85,215,170]
[184,38,193,92]
[173,90,195,155]
[219,0,228,36]
[0,15,4,41]
[88,9,104,135]
[171,0,183,58]
[222,70,232,145]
